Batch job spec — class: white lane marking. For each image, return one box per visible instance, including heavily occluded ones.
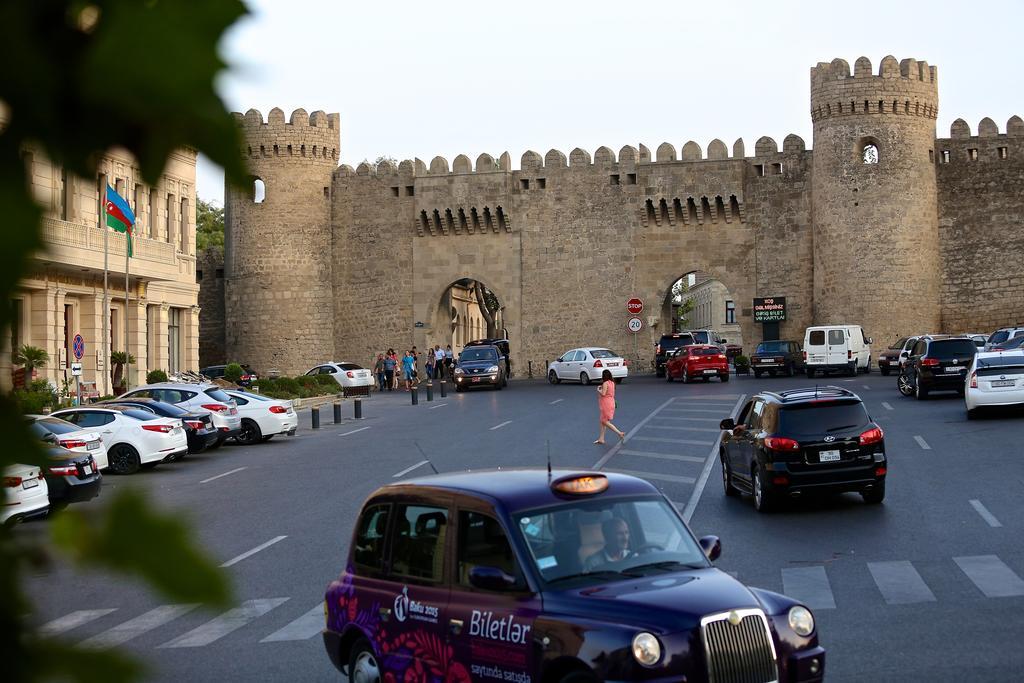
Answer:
[260,603,326,642]
[392,460,430,478]
[954,555,1024,598]
[40,609,118,636]
[781,566,836,609]
[200,467,247,484]
[671,395,742,402]
[159,598,289,648]
[882,402,894,411]
[867,561,936,605]
[657,408,731,414]
[650,416,719,422]
[81,604,199,649]
[618,449,705,463]
[642,425,720,433]
[913,435,932,450]
[969,499,1003,528]
[489,420,512,431]
[633,436,716,446]
[862,384,871,390]
[339,426,371,436]
[593,396,679,469]
[682,394,746,523]
[220,536,288,568]
[548,398,564,405]
[606,469,696,484]
[427,403,448,410]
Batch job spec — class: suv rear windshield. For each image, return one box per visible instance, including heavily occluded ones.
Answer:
[927,340,977,359]
[660,335,695,352]
[203,388,234,403]
[460,348,498,362]
[756,341,790,354]
[689,331,711,344]
[778,401,870,436]
[590,349,618,359]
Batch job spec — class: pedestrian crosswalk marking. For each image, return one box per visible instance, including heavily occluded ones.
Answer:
[781,566,836,609]
[81,604,199,649]
[867,561,936,605]
[260,603,325,642]
[649,416,719,422]
[606,469,696,484]
[618,449,705,463]
[642,425,720,433]
[954,555,1024,598]
[632,436,715,446]
[159,598,289,648]
[659,408,731,414]
[40,609,118,636]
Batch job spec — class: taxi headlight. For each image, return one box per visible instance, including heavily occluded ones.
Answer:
[487,365,499,373]
[788,605,815,636]
[631,632,661,666]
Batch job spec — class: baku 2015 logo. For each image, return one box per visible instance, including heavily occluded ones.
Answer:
[394,586,410,622]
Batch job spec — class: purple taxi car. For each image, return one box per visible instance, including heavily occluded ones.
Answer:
[323,469,825,683]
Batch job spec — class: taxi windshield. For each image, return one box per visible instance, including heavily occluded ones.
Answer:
[515,497,708,587]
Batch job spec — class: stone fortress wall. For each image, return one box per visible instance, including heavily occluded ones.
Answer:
[215,55,1024,376]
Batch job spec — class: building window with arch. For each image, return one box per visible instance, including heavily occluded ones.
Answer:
[253,178,266,204]
[862,142,879,164]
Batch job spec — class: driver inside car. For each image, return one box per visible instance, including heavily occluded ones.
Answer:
[583,517,633,571]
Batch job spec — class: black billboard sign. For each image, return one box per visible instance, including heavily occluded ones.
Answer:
[753,297,787,323]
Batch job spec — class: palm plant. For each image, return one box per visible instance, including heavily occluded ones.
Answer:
[14,344,49,375]
[110,350,136,389]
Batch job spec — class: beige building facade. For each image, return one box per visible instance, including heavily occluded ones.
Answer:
[680,276,743,350]
[6,141,200,395]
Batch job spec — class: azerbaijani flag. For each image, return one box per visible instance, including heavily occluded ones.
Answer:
[104,184,136,257]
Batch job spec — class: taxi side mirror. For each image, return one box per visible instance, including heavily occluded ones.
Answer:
[699,535,722,562]
[469,566,518,591]
[719,418,735,431]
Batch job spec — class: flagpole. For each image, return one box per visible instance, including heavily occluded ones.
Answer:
[124,227,130,392]
[101,179,110,397]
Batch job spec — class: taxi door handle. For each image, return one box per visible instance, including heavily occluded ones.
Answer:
[378,607,391,622]
[449,618,464,635]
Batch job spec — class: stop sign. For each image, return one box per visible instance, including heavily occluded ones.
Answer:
[626,298,644,315]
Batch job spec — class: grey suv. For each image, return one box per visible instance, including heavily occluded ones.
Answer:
[453,345,508,391]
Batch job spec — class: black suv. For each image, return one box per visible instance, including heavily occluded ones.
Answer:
[897,336,977,399]
[655,332,696,376]
[719,387,887,512]
[751,340,803,377]
[454,344,508,391]
[463,338,511,378]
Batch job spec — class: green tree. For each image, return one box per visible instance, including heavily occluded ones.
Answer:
[110,350,136,390]
[14,344,49,375]
[0,1,250,680]
[671,278,696,332]
[196,197,225,251]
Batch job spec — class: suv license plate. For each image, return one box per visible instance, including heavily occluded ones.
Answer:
[944,367,962,373]
[819,450,841,463]
[991,380,1015,387]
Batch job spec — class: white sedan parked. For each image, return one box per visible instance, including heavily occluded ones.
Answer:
[51,406,188,475]
[2,463,49,524]
[224,390,297,445]
[305,362,374,389]
[965,350,1024,419]
[548,348,629,385]
[27,415,109,471]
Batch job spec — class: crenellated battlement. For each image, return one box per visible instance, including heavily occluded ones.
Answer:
[934,115,1024,164]
[940,115,1024,140]
[231,107,340,162]
[810,56,938,122]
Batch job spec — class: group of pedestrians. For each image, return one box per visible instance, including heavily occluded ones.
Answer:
[372,345,455,392]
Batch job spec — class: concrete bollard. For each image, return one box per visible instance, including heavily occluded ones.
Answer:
[333,402,342,424]
[426,383,433,401]
[528,360,533,378]
[311,406,320,429]
[354,398,362,419]
[439,380,446,397]
[411,387,419,405]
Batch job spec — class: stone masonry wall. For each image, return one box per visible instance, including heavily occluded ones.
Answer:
[936,116,1024,332]
[197,247,225,368]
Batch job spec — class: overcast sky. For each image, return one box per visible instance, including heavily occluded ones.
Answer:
[196,0,1024,203]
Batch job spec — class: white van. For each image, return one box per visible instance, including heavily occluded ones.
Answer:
[803,325,873,377]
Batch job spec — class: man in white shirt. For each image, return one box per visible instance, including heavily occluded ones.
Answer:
[583,517,633,571]
[434,345,445,380]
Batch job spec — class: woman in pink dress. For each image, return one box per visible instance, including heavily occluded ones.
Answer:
[594,369,626,444]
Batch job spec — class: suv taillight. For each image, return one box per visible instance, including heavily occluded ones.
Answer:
[859,426,884,445]
[202,403,228,413]
[969,372,978,389]
[921,358,939,367]
[593,359,603,368]
[764,436,800,451]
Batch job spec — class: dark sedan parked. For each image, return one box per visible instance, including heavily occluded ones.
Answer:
[720,387,887,511]
[42,445,102,509]
[751,340,803,377]
[897,336,978,399]
[324,469,825,683]
[100,397,219,454]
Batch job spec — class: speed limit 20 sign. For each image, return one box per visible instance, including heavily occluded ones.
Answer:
[626,298,644,315]
[627,317,643,333]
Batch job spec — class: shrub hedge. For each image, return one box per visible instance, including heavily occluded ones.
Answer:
[252,374,340,400]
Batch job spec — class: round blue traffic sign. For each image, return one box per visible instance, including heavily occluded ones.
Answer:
[72,334,85,360]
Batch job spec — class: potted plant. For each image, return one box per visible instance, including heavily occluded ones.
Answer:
[734,355,751,375]
[110,350,136,394]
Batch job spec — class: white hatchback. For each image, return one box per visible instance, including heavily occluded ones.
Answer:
[120,383,242,447]
[548,348,629,385]
[305,362,374,389]
[224,390,297,445]
[965,350,1024,419]
[27,415,109,471]
[2,463,49,524]
[51,406,188,475]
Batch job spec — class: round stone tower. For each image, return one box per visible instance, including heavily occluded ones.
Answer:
[811,56,940,343]
[224,108,339,375]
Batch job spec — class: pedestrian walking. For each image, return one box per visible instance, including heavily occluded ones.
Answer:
[594,369,625,444]
[425,352,435,380]
[383,349,397,391]
[373,353,386,391]
[401,350,416,391]
[445,344,454,380]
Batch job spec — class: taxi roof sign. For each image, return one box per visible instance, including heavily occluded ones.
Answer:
[551,473,609,496]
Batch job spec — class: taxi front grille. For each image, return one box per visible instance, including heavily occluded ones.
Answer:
[701,609,778,683]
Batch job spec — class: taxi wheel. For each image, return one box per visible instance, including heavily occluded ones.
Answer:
[348,639,381,683]
[237,419,263,446]
[108,444,141,475]
[548,370,560,384]
[580,372,590,385]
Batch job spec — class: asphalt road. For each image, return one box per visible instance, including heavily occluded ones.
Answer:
[16,370,1024,682]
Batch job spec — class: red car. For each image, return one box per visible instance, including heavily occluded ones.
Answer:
[666,344,730,383]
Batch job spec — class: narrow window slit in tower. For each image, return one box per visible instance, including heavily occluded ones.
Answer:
[626,173,637,185]
[405,186,415,197]
[432,209,443,233]
[609,174,620,185]
[879,100,885,113]
[715,196,727,222]
[273,145,279,156]
[458,208,469,232]
[644,199,656,224]
[967,148,978,161]
[419,211,429,233]
[754,164,765,177]
[483,207,493,231]
[929,150,934,163]
[673,198,684,223]
[444,208,455,233]
[520,179,529,190]
[323,187,329,198]
[941,150,950,164]
[496,206,508,231]
[659,198,670,225]
[301,145,306,157]
[312,146,318,157]
[391,186,400,197]
[771,163,782,175]
[729,195,741,222]
[537,178,546,189]
[865,100,869,113]
[687,198,698,224]
[260,145,266,157]
[470,207,480,231]
[998,147,1008,160]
